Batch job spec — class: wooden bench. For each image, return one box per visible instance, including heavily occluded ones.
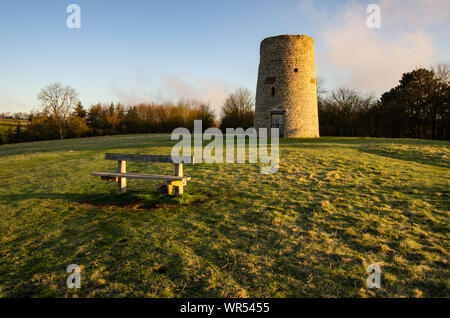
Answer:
[91,153,194,195]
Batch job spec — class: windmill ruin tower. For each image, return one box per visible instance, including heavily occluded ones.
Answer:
[254,35,320,138]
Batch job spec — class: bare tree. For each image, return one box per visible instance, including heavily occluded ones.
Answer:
[222,88,255,114]
[219,87,255,130]
[431,62,450,84]
[316,75,328,98]
[330,87,374,114]
[38,82,79,139]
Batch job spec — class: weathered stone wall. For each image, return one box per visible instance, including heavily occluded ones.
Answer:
[254,35,320,138]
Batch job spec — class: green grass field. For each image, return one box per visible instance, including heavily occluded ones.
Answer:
[0,119,29,132]
[0,134,448,297]
[0,119,29,144]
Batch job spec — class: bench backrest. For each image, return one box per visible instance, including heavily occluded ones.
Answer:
[105,153,194,164]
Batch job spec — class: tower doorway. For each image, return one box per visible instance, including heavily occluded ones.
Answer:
[271,113,285,138]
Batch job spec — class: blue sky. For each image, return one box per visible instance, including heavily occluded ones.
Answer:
[1,0,449,114]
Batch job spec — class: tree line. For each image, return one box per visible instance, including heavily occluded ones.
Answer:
[2,100,217,144]
[0,84,254,145]
[318,63,449,140]
[1,63,448,145]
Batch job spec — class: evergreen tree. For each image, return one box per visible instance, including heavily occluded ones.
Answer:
[74,101,87,118]
[15,122,21,143]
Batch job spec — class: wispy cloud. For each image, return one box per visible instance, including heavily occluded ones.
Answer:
[0,91,28,113]
[380,0,450,28]
[111,73,233,114]
[304,0,449,96]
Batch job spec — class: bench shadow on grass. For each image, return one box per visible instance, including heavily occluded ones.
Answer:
[0,191,207,210]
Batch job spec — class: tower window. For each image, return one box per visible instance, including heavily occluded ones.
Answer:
[271,87,275,97]
[294,68,298,73]
[265,76,276,84]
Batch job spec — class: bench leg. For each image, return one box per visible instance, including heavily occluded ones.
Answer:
[175,185,183,195]
[174,163,184,195]
[118,160,127,194]
[169,180,184,195]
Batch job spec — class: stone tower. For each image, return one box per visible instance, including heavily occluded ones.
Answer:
[254,35,319,138]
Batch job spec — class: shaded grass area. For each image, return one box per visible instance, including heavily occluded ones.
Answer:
[0,134,448,297]
[85,191,207,208]
[0,191,207,211]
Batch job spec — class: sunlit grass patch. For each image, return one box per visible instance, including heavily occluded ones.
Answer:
[0,135,448,297]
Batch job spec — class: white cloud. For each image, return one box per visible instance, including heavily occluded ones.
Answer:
[310,0,449,96]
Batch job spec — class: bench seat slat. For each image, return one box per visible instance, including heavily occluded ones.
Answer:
[105,153,194,164]
[91,172,190,181]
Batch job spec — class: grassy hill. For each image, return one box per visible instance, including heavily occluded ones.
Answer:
[0,119,29,144]
[0,118,29,127]
[0,134,448,297]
